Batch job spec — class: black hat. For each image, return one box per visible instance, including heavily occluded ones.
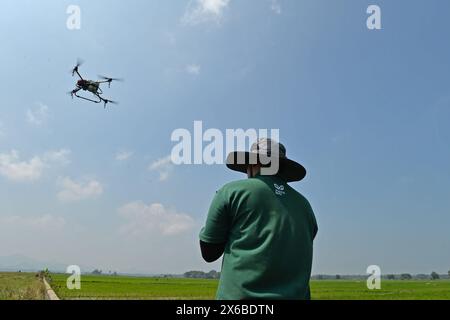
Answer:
[226,138,306,182]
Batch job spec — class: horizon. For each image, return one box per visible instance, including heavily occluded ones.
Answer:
[0,253,449,277]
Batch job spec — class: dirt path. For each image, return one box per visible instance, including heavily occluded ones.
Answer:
[43,278,60,300]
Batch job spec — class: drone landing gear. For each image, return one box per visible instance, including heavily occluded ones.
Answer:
[73,93,115,109]
[73,92,102,104]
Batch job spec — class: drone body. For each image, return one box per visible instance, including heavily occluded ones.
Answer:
[69,60,122,108]
[77,79,100,94]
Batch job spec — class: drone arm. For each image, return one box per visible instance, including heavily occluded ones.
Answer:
[70,87,81,97]
[75,70,84,80]
[97,79,112,88]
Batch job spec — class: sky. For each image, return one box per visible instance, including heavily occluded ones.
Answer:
[0,0,449,275]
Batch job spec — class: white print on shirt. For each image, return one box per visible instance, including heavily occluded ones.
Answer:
[274,184,286,196]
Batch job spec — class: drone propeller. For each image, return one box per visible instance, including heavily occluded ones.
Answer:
[102,99,118,108]
[99,75,123,82]
[71,59,84,76]
[98,75,124,88]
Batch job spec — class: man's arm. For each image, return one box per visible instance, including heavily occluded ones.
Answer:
[199,189,230,263]
[200,241,225,263]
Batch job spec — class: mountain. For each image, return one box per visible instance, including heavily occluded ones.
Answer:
[0,254,74,273]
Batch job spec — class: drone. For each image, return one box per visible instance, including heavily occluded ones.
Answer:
[69,60,123,108]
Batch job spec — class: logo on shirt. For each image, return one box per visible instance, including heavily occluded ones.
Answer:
[274,184,286,196]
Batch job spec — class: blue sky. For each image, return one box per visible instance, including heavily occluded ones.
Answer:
[0,0,449,275]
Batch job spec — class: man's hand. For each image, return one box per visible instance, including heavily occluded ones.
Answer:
[200,241,225,263]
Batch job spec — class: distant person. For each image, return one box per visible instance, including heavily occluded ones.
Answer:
[199,139,318,300]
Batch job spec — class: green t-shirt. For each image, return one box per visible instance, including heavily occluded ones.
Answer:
[199,175,318,300]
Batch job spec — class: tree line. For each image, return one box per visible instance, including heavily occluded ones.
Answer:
[184,270,220,279]
[313,270,450,280]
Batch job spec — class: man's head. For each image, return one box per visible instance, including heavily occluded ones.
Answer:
[227,138,307,183]
[247,164,261,179]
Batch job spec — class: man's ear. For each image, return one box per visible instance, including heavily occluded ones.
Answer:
[247,165,253,178]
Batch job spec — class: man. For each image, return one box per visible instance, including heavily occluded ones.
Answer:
[199,139,318,300]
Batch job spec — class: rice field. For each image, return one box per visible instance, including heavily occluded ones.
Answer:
[48,274,450,300]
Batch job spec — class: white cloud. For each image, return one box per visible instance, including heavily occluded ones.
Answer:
[182,0,230,25]
[186,64,201,75]
[118,202,195,237]
[0,214,66,231]
[57,177,104,202]
[148,156,173,182]
[44,149,72,166]
[0,149,71,182]
[115,151,134,162]
[270,0,282,15]
[0,151,45,182]
[26,103,49,126]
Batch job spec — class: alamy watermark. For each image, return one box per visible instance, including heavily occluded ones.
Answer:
[367,265,382,290]
[367,5,382,30]
[66,265,81,290]
[66,5,81,30]
[170,121,280,176]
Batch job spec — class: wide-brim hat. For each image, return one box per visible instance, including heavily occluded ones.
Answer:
[226,138,306,182]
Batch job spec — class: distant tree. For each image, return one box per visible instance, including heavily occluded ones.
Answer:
[400,273,412,280]
[431,272,440,280]
[36,269,51,280]
[184,271,207,279]
[184,270,220,279]
[206,270,219,279]
[335,275,341,280]
[317,275,324,280]
[92,269,103,275]
[448,270,450,278]
[387,274,395,280]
